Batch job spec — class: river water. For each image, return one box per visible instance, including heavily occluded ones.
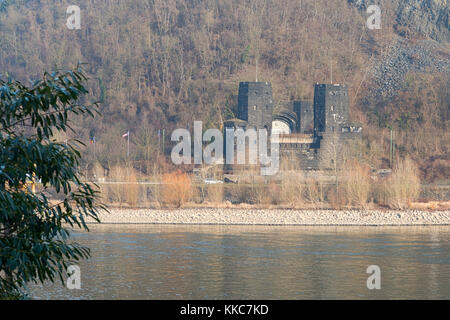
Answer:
[28,224,450,299]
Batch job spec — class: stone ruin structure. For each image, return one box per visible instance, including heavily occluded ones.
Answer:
[224,82,362,172]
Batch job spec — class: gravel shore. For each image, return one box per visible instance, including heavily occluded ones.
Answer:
[88,208,450,226]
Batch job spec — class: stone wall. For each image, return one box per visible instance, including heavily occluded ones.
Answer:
[293,100,313,133]
[313,84,349,134]
[238,82,273,130]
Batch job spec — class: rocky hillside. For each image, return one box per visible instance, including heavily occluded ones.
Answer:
[367,37,449,101]
[349,0,449,42]
[349,1,448,140]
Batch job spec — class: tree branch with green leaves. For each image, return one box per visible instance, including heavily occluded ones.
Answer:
[0,64,107,299]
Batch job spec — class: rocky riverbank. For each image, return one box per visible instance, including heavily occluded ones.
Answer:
[88,208,450,226]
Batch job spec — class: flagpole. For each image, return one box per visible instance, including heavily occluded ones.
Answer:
[127,131,130,158]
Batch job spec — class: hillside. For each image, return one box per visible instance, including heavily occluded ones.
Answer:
[0,0,448,178]
[349,0,449,41]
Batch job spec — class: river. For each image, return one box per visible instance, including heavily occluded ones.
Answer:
[28,224,450,299]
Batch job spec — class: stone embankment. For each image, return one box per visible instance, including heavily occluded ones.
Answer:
[87,208,450,226]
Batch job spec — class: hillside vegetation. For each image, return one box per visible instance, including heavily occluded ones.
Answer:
[0,0,448,179]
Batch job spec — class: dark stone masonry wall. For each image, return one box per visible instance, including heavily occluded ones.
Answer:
[293,100,313,133]
[313,84,349,134]
[238,82,273,131]
[226,82,362,172]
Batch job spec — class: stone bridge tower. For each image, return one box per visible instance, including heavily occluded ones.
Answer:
[238,82,273,132]
[313,84,349,134]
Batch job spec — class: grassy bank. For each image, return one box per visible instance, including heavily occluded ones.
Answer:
[92,158,450,211]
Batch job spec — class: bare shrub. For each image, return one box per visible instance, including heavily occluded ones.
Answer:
[229,166,260,204]
[98,184,111,203]
[229,183,255,204]
[343,160,372,208]
[160,171,193,208]
[109,166,126,206]
[372,181,386,206]
[280,150,304,206]
[266,181,282,205]
[253,182,282,206]
[327,188,346,210]
[421,156,450,183]
[384,157,421,209]
[281,171,304,205]
[251,184,268,205]
[207,183,224,203]
[125,171,139,207]
[305,179,325,208]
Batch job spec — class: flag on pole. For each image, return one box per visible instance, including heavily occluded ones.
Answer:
[122,131,130,158]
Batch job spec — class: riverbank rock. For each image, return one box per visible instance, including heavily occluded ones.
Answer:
[87,208,450,226]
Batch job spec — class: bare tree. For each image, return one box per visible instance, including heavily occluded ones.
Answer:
[319,132,349,195]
